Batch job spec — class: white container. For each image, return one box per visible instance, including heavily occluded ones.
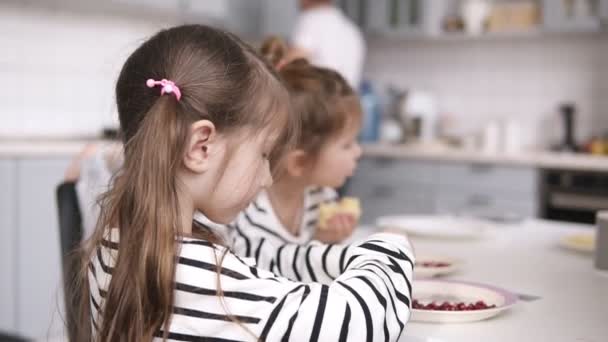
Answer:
[421,0,450,36]
[461,0,491,35]
[380,118,403,143]
[481,121,500,153]
[503,120,523,154]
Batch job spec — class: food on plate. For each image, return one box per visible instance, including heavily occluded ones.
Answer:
[416,261,451,268]
[413,299,496,311]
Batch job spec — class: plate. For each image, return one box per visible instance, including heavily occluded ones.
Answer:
[377,215,487,240]
[414,254,462,278]
[560,233,596,254]
[411,279,517,323]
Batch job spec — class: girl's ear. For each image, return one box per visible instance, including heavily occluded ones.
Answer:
[183,120,218,173]
[284,149,310,177]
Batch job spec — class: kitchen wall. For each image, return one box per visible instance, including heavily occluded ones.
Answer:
[365,34,608,148]
[0,1,178,138]
[4,0,608,148]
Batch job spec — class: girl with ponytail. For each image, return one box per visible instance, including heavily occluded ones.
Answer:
[73,25,415,342]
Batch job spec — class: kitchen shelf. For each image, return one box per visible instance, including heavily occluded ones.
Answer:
[366,27,606,43]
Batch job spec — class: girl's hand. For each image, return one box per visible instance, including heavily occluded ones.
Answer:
[314,213,358,244]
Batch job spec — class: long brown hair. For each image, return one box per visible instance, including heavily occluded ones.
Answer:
[73,25,295,341]
[260,36,362,158]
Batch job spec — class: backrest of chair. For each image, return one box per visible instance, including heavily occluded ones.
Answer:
[55,182,83,342]
[56,182,83,259]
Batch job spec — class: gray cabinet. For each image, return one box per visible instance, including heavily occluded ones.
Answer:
[542,0,603,32]
[0,160,17,333]
[347,158,437,223]
[16,158,71,339]
[436,163,539,219]
[347,157,539,223]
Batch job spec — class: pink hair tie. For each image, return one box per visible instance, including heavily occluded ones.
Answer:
[146,78,182,101]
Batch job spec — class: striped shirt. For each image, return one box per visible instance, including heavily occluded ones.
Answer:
[195,187,343,282]
[89,229,415,341]
[239,187,338,244]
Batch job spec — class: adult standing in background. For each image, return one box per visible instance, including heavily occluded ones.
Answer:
[291,0,366,89]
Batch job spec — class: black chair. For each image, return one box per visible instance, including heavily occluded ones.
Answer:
[0,332,29,341]
[56,182,84,342]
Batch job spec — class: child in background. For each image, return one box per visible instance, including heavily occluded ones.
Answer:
[222,37,362,259]
[76,24,415,341]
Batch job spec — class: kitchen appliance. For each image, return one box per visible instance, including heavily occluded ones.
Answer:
[596,211,608,272]
[399,90,439,143]
[541,169,608,224]
[553,103,579,152]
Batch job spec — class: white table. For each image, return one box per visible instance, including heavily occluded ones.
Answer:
[357,219,608,342]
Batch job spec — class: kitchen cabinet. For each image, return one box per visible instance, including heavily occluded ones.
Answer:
[0,160,17,333]
[436,162,538,218]
[542,0,603,33]
[342,0,606,40]
[346,157,539,223]
[437,162,538,195]
[347,158,438,223]
[342,0,450,36]
[16,158,71,339]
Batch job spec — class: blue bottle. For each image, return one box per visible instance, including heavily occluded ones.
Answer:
[359,81,380,142]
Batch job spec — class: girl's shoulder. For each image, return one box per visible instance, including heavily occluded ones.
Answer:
[176,235,281,281]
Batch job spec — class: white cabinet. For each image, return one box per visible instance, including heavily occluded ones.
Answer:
[0,160,17,334]
[16,158,71,339]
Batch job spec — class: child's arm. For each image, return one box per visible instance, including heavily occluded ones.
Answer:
[230,221,404,287]
[173,233,415,341]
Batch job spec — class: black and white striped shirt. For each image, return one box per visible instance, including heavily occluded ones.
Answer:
[89,229,415,341]
[222,187,337,243]
[195,187,343,282]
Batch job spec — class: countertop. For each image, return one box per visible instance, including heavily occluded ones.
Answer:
[355,219,608,342]
[2,139,608,172]
[363,143,608,172]
[0,138,106,157]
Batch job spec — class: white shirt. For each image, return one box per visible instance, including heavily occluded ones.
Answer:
[292,5,366,88]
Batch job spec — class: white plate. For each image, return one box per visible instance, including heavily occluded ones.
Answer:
[559,233,596,254]
[377,215,487,240]
[415,255,462,278]
[411,279,517,323]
